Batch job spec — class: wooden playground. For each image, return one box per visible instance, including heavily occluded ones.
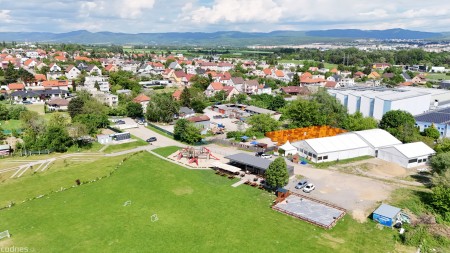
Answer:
[171,146,221,168]
[265,126,347,145]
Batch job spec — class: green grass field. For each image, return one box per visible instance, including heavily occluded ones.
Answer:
[278,60,337,70]
[0,152,401,252]
[152,146,181,157]
[426,73,450,81]
[0,119,21,131]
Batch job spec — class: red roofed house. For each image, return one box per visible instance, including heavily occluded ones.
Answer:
[187,115,211,130]
[325,81,339,89]
[65,65,81,80]
[34,74,47,82]
[222,86,240,100]
[133,94,151,113]
[173,90,182,101]
[205,82,223,98]
[281,86,311,96]
[24,59,37,69]
[54,55,66,62]
[105,64,119,72]
[42,80,69,90]
[353,71,366,79]
[8,83,25,92]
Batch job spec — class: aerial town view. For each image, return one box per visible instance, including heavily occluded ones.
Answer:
[1,1,450,252]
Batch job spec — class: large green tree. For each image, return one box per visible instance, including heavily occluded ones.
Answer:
[265,157,289,189]
[68,97,85,119]
[247,114,281,135]
[180,87,191,107]
[379,110,419,142]
[423,125,440,140]
[146,93,179,123]
[280,99,326,128]
[174,118,202,144]
[430,152,450,175]
[190,75,210,91]
[126,102,144,118]
[341,112,378,131]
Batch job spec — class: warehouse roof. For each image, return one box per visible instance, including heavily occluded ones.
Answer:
[415,112,450,124]
[354,129,402,148]
[373,204,401,219]
[225,153,272,170]
[384,142,436,159]
[295,133,369,154]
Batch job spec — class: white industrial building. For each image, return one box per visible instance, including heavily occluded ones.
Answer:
[293,133,372,163]
[378,142,436,168]
[292,129,435,168]
[328,86,450,120]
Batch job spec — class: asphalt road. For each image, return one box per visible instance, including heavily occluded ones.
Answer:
[121,118,182,148]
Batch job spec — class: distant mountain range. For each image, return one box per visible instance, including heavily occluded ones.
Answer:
[0,28,444,46]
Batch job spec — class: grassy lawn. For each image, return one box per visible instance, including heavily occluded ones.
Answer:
[152,146,181,157]
[426,73,450,81]
[0,152,401,252]
[102,138,148,154]
[25,104,45,115]
[0,119,21,131]
[0,154,130,207]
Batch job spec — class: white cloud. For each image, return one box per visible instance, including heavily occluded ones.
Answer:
[184,0,283,24]
[0,10,12,23]
[80,0,155,19]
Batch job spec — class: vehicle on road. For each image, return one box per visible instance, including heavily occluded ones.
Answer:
[255,151,264,157]
[22,101,33,104]
[295,180,308,189]
[303,183,315,193]
[261,154,272,159]
[115,120,126,125]
[146,137,157,142]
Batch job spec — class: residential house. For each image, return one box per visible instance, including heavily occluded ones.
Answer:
[86,65,102,76]
[178,107,195,119]
[411,74,427,85]
[353,71,366,79]
[46,98,70,111]
[187,115,211,131]
[91,90,118,107]
[42,80,69,90]
[133,93,150,113]
[84,76,110,92]
[205,82,224,98]
[223,86,240,100]
[10,89,69,103]
[257,84,272,95]
[49,63,61,72]
[35,62,47,71]
[65,65,81,80]
[217,62,234,72]
[23,59,37,69]
[172,90,182,100]
[401,72,412,82]
[338,78,355,87]
[325,81,339,89]
[34,74,46,82]
[281,86,311,96]
[7,83,25,92]
[168,61,182,70]
[243,80,260,95]
[368,72,381,79]
[229,77,245,92]
[104,64,119,72]
[372,63,391,70]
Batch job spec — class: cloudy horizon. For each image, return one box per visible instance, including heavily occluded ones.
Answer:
[0,0,449,33]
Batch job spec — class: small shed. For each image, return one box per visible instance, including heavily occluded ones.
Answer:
[372,204,401,227]
[97,134,112,144]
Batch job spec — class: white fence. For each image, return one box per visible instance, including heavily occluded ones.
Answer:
[0,230,10,240]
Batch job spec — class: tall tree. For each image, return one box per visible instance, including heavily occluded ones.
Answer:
[126,102,144,118]
[174,118,202,144]
[146,93,179,123]
[68,97,85,118]
[247,114,281,135]
[265,157,289,189]
[180,87,191,107]
[289,73,300,86]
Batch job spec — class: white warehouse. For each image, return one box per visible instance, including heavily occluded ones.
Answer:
[328,87,433,120]
[378,142,436,169]
[292,129,435,168]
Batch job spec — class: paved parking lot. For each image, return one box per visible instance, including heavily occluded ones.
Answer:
[203,108,248,132]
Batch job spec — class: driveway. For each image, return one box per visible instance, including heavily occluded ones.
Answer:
[121,118,182,148]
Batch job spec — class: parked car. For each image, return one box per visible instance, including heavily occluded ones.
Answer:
[261,154,272,159]
[146,137,157,142]
[115,120,126,125]
[255,152,264,157]
[303,183,315,193]
[295,179,308,189]
[22,101,33,104]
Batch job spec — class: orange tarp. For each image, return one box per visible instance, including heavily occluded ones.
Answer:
[265,126,347,145]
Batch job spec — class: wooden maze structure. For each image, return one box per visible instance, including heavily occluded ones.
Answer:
[265,126,347,145]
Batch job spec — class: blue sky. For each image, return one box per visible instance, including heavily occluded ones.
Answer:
[0,0,449,33]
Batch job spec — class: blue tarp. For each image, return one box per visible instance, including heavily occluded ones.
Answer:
[241,136,249,140]
[250,141,258,145]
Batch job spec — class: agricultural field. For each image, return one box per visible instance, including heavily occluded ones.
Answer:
[0,152,404,252]
[278,59,338,69]
[425,73,450,81]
